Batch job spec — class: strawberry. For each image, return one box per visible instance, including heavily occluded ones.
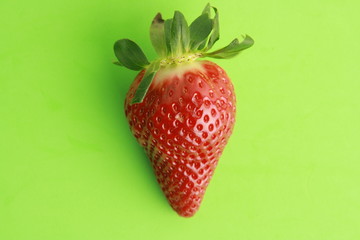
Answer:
[114,4,254,217]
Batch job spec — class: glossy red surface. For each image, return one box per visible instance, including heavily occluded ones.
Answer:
[125,60,236,217]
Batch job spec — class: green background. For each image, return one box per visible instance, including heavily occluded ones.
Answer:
[1,0,359,239]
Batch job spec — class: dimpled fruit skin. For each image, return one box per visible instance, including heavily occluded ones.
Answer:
[124,60,236,217]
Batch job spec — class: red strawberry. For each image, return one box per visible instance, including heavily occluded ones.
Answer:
[114,4,254,217]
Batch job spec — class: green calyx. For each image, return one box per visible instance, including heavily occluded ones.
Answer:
[113,3,254,104]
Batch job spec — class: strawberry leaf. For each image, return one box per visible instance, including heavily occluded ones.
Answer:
[114,39,150,70]
[170,11,190,56]
[150,13,167,57]
[189,14,213,51]
[131,61,160,104]
[164,18,173,56]
[202,3,211,16]
[206,6,219,50]
[204,35,254,59]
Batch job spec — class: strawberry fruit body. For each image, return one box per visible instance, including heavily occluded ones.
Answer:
[125,61,235,217]
[114,4,254,217]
